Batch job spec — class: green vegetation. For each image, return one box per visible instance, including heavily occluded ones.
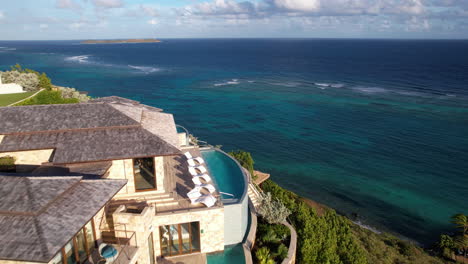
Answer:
[0,91,36,106]
[435,214,468,262]
[261,179,445,264]
[254,220,291,264]
[15,90,79,106]
[353,224,444,264]
[228,150,256,179]
[0,156,16,172]
[0,65,90,106]
[2,64,52,91]
[257,192,291,224]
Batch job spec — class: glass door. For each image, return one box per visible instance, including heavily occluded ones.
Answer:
[64,241,77,264]
[74,230,87,263]
[159,222,201,256]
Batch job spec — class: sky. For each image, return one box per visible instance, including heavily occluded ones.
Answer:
[0,0,467,40]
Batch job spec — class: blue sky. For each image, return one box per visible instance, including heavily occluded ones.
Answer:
[0,0,467,39]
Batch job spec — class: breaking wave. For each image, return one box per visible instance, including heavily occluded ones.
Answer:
[214,79,240,86]
[314,82,345,89]
[128,65,161,74]
[65,55,91,63]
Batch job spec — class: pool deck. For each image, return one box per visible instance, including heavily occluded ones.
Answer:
[155,147,222,214]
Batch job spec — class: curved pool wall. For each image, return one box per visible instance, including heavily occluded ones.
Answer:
[201,148,249,245]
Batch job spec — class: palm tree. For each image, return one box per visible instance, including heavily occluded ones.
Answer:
[452,214,468,235]
[261,229,280,244]
[451,214,468,260]
[256,247,275,264]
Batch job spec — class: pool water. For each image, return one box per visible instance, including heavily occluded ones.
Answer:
[201,149,246,201]
[207,244,246,264]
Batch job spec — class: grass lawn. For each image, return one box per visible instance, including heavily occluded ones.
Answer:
[0,91,36,106]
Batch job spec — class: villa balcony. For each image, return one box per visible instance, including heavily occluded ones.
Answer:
[86,229,139,264]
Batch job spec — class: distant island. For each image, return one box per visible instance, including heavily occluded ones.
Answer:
[81,39,161,44]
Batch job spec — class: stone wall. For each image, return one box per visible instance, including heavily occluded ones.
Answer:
[0,149,54,172]
[105,157,165,197]
[111,206,225,264]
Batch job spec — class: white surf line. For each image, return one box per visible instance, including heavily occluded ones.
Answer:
[7,89,44,106]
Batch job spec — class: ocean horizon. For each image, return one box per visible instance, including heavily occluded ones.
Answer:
[1,38,467,246]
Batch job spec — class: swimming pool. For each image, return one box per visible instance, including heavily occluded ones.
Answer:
[206,244,246,264]
[201,149,247,202]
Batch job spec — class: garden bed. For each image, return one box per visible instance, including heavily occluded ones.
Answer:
[253,218,291,264]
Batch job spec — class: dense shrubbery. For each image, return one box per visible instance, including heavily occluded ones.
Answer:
[257,192,291,224]
[228,150,256,179]
[1,70,39,91]
[1,64,53,91]
[0,156,16,172]
[15,90,79,105]
[261,179,367,264]
[254,220,291,264]
[435,214,468,262]
[1,65,90,105]
[57,86,90,102]
[261,179,446,264]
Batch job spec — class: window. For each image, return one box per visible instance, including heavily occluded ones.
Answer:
[159,222,200,256]
[133,157,157,191]
[57,219,97,264]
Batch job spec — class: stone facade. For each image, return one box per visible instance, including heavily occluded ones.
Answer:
[105,157,166,197]
[111,206,225,264]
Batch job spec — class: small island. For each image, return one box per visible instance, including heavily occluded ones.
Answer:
[81,39,161,44]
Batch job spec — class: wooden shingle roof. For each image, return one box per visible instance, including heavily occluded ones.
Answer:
[0,97,181,164]
[0,175,126,262]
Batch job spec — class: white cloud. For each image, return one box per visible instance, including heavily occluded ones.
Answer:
[55,0,82,10]
[0,10,5,21]
[148,18,158,25]
[39,24,49,29]
[91,0,124,9]
[141,5,158,17]
[272,0,320,12]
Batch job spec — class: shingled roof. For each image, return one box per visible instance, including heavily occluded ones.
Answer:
[0,175,126,262]
[0,97,181,164]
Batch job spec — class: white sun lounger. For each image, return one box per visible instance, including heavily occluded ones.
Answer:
[188,165,207,176]
[187,183,216,199]
[190,194,217,208]
[192,174,212,185]
[187,188,203,199]
[184,151,205,165]
[196,183,216,193]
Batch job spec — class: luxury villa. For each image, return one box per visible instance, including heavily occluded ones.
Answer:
[0,97,251,264]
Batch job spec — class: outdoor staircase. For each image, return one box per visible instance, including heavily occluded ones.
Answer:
[247,183,262,209]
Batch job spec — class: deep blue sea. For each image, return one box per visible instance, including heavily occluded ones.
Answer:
[1,39,467,245]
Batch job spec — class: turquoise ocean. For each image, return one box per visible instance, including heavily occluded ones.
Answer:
[0,39,467,245]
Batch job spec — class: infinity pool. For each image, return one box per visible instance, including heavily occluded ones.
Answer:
[201,149,246,201]
[207,244,246,264]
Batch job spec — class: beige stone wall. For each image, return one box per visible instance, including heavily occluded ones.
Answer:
[178,132,187,146]
[105,157,166,198]
[153,208,225,256]
[111,207,224,264]
[0,149,54,172]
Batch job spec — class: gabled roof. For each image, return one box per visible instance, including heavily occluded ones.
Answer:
[0,175,127,262]
[0,126,181,164]
[0,103,139,134]
[0,96,181,164]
